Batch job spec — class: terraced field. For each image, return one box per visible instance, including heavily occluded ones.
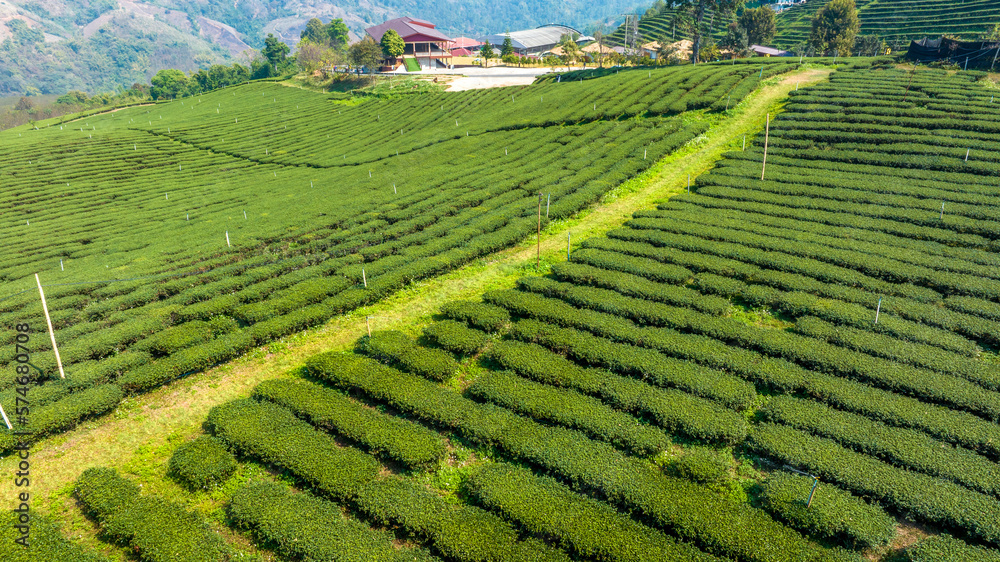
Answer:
[141,64,1000,562]
[0,61,799,464]
[773,0,1000,50]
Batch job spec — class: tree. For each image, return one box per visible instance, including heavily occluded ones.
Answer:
[558,33,581,66]
[721,23,750,58]
[56,91,89,105]
[501,32,514,58]
[326,19,350,50]
[677,0,746,63]
[14,96,34,111]
[150,69,188,99]
[300,18,327,43]
[855,34,885,56]
[380,29,405,60]
[349,36,383,72]
[810,0,860,56]
[262,33,290,72]
[480,40,494,67]
[296,41,326,72]
[738,6,776,46]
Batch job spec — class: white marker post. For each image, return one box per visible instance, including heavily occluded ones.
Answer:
[0,403,11,430]
[874,298,882,324]
[226,231,231,248]
[362,268,367,288]
[567,232,571,259]
[35,274,65,379]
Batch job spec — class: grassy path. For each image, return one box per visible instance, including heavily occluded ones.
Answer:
[0,67,831,558]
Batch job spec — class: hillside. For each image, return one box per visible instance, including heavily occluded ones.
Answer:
[607,0,1000,56]
[4,59,1000,561]
[0,60,794,475]
[773,0,1000,50]
[0,0,640,96]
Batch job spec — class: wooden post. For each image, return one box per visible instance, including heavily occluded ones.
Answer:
[536,192,542,269]
[35,274,65,379]
[761,113,770,181]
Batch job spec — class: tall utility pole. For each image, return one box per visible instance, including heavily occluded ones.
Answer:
[619,14,637,55]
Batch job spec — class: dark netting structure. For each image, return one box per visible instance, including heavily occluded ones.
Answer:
[908,36,1000,69]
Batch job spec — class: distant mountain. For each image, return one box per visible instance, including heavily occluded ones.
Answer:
[0,0,641,96]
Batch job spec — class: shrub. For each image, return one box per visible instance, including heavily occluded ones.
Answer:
[252,378,446,470]
[669,447,731,485]
[465,462,715,562]
[228,480,436,561]
[422,320,490,356]
[757,472,895,549]
[168,435,237,490]
[905,534,1000,562]
[0,511,107,561]
[358,330,458,382]
[76,467,233,562]
[439,300,511,333]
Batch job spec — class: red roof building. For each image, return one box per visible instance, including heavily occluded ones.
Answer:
[365,17,454,70]
[451,36,482,49]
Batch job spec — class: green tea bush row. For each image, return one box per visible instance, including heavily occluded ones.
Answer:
[356,477,572,562]
[651,195,1000,281]
[486,288,756,411]
[551,261,728,315]
[630,201,1000,298]
[167,435,237,491]
[75,467,233,562]
[228,481,437,562]
[750,423,1000,545]
[565,247,693,285]
[484,289,1000,458]
[904,534,1000,562]
[585,232,997,351]
[206,398,380,498]
[760,395,1000,497]
[487,338,749,440]
[620,218,940,303]
[466,462,718,562]
[357,330,459,382]
[504,281,1000,421]
[756,472,895,549]
[794,316,1000,391]
[307,352,846,562]
[468,370,671,455]
[439,300,511,333]
[0,511,106,561]
[421,320,490,356]
[252,378,447,470]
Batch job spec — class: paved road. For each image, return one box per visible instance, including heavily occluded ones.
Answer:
[386,66,562,90]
